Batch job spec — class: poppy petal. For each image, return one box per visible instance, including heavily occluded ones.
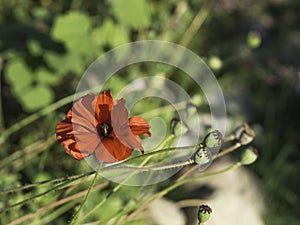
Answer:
[133,134,144,154]
[72,93,99,130]
[115,131,145,152]
[56,90,151,163]
[56,116,99,160]
[111,100,144,151]
[73,130,100,154]
[112,98,128,128]
[95,91,113,124]
[94,137,133,163]
[129,116,151,136]
[56,119,94,160]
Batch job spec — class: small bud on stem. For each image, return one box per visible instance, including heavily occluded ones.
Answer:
[198,204,212,224]
[234,123,256,145]
[241,146,258,165]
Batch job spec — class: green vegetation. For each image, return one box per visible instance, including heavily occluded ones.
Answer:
[0,0,299,224]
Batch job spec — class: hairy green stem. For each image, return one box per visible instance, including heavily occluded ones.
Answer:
[180,0,212,47]
[119,162,242,224]
[0,171,95,195]
[69,167,100,225]
[0,58,4,132]
[0,176,84,215]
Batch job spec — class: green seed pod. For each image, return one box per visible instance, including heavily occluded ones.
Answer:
[241,146,258,165]
[198,204,212,224]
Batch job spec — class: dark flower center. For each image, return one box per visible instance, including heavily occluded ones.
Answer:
[98,122,113,137]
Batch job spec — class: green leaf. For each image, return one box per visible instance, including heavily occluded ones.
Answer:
[32,7,51,20]
[45,51,85,75]
[27,39,43,56]
[13,6,30,22]
[102,74,127,94]
[5,60,57,111]
[5,59,33,92]
[51,11,98,56]
[18,85,54,112]
[92,20,129,47]
[66,35,98,56]
[97,196,122,220]
[52,11,91,42]
[111,0,151,28]
[36,68,60,85]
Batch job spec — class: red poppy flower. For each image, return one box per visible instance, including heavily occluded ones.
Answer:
[56,91,151,163]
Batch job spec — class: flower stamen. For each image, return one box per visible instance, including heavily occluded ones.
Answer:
[98,123,112,138]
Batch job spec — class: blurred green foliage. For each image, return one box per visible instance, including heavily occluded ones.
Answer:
[0,0,299,224]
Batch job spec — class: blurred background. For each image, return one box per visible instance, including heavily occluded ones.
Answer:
[0,0,299,224]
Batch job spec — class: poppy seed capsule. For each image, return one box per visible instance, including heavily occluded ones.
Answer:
[241,146,258,165]
[198,204,212,224]
[234,123,255,145]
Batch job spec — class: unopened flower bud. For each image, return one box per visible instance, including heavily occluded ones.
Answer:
[203,130,223,148]
[198,204,212,224]
[192,146,212,165]
[170,118,188,136]
[234,123,255,145]
[241,147,258,165]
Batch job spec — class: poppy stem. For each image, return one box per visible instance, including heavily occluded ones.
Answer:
[0,174,88,215]
[0,63,4,133]
[119,144,196,165]
[105,159,195,172]
[69,165,101,225]
[176,139,247,182]
[215,142,242,159]
[0,171,95,195]
[139,100,188,118]
[103,130,245,173]
[223,134,236,143]
[117,162,242,225]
